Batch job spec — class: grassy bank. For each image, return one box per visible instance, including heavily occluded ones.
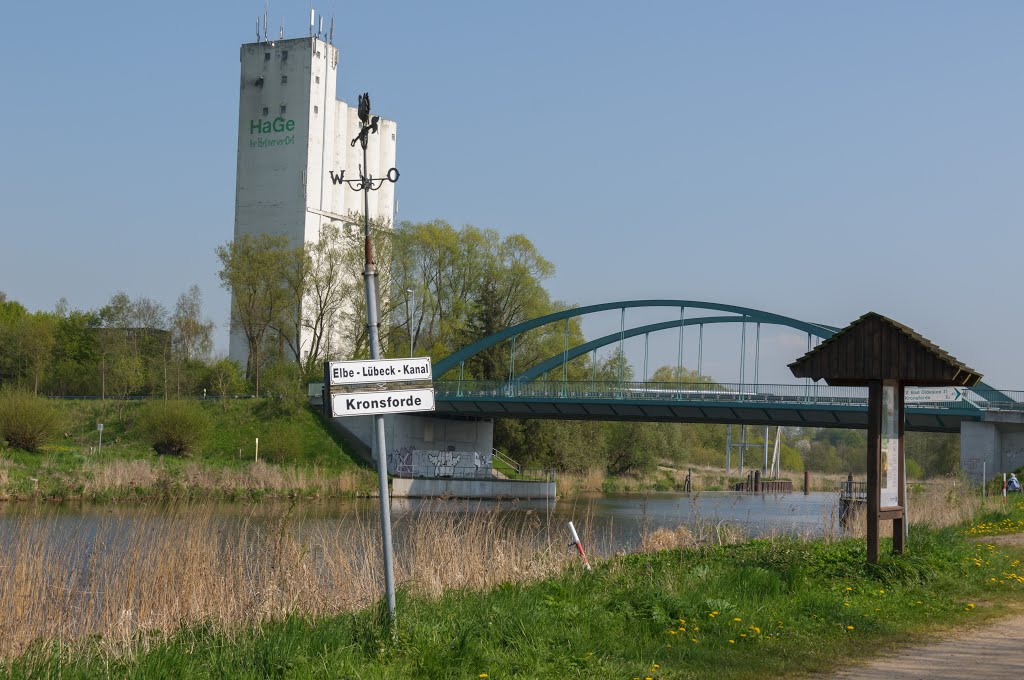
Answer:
[4,489,1024,677]
[0,399,373,501]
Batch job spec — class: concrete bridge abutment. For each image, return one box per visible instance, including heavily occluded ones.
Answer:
[336,413,495,469]
[960,412,1024,478]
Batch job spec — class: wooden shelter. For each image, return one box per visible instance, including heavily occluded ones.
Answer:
[789,312,982,563]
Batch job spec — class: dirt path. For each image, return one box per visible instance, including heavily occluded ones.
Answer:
[825,534,1024,679]
[824,612,1024,679]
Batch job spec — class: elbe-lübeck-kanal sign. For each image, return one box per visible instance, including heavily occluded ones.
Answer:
[328,357,431,386]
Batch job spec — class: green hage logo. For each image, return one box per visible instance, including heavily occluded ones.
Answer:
[248,116,297,149]
[250,117,296,134]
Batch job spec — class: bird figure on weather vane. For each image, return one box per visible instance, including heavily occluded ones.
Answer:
[352,92,380,149]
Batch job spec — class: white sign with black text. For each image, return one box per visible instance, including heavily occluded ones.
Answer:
[327,357,432,386]
[330,388,436,417]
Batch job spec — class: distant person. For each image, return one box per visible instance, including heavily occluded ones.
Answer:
[1009,473,1023,493]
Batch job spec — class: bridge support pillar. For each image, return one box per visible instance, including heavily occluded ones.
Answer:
[961,413,1024,481]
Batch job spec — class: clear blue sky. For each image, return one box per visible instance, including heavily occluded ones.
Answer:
[2,2,1021,386]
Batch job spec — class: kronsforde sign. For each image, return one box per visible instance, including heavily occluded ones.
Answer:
[331,388,435,418]
[328,357,432,386]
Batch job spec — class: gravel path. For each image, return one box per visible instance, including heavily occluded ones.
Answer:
[826,613,1024,679]
[826,534,1024,679]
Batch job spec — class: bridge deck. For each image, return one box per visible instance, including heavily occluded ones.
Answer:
[433,381,1023,433]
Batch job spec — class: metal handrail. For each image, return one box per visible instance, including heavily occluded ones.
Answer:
[840,480,868,501]
[492,448,522,476]
[432,380,1024,412]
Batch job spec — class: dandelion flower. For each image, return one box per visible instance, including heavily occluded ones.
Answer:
[734,617,742,622]
[729,640,735,644]
[847,626,855,631]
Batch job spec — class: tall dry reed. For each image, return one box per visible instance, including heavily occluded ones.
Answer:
[0,501,579,657]
[79,459,372,498]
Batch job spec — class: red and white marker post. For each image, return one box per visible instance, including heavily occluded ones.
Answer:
[568,521,591,571]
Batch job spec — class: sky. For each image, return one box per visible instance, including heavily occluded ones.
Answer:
[1,1,1022,387]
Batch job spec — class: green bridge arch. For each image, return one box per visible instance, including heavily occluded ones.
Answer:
[432,299,837,379]
[431,298,1010,403]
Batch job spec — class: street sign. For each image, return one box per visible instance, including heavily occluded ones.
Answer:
[327,357,432,386]
[97,423,103,432]
[904,387,968,403]
[330,388,435,417]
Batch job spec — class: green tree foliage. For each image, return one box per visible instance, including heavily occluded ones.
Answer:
[786,428,960,478]
[169,285,215,397]
[260,360,307,415]
[217,234,303,392]
[206,358,246,410]
[47,301,100,396]
[0,388,61,452]
[389,220,575,378]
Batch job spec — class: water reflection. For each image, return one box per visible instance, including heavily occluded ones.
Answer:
[0,491,842,556]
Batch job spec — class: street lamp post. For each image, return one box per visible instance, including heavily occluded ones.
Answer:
[406,288,415,357]
[328,92,400,625]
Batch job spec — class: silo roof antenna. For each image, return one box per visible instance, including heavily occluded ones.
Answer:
[309,7,314,37]
[318,15,323,38]
[256,16,260,42]
[329,15,334,44]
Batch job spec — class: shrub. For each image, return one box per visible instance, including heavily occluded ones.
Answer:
[0,388,61,452]
[260,423,302,464]
[138,400,210,456]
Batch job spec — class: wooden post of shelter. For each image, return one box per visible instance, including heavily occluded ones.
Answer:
[788,312,981,564]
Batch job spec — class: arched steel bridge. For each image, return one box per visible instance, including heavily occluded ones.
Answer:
[429,300,1022,433]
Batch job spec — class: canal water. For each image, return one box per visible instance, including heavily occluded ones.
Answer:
[0,491,843,557]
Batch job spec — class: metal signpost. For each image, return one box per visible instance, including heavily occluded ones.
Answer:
[326,357,434,626]
[325,93,405,626]
[97,423,103,456]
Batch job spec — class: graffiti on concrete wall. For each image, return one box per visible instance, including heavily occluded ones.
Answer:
[390,446,414,474]
[428,450,462,477]
[387,448,492,478]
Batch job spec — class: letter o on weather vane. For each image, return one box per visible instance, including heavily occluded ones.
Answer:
[386,168,399,183]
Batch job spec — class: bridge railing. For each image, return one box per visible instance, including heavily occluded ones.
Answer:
[433,380,1024,411]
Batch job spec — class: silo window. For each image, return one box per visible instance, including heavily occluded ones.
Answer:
[281,75,288,84]
[314,105,319,114]
[280,104,287,114]
[281,50,288,60]
[262,107,269,116]
[264,53,271,61]
[315,76,320,84]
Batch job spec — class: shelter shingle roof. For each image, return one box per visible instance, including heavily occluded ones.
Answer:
[788,312,981,387]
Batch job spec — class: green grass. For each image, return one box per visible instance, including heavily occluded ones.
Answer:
[0,399,369,501]
[11,501,1024,678]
